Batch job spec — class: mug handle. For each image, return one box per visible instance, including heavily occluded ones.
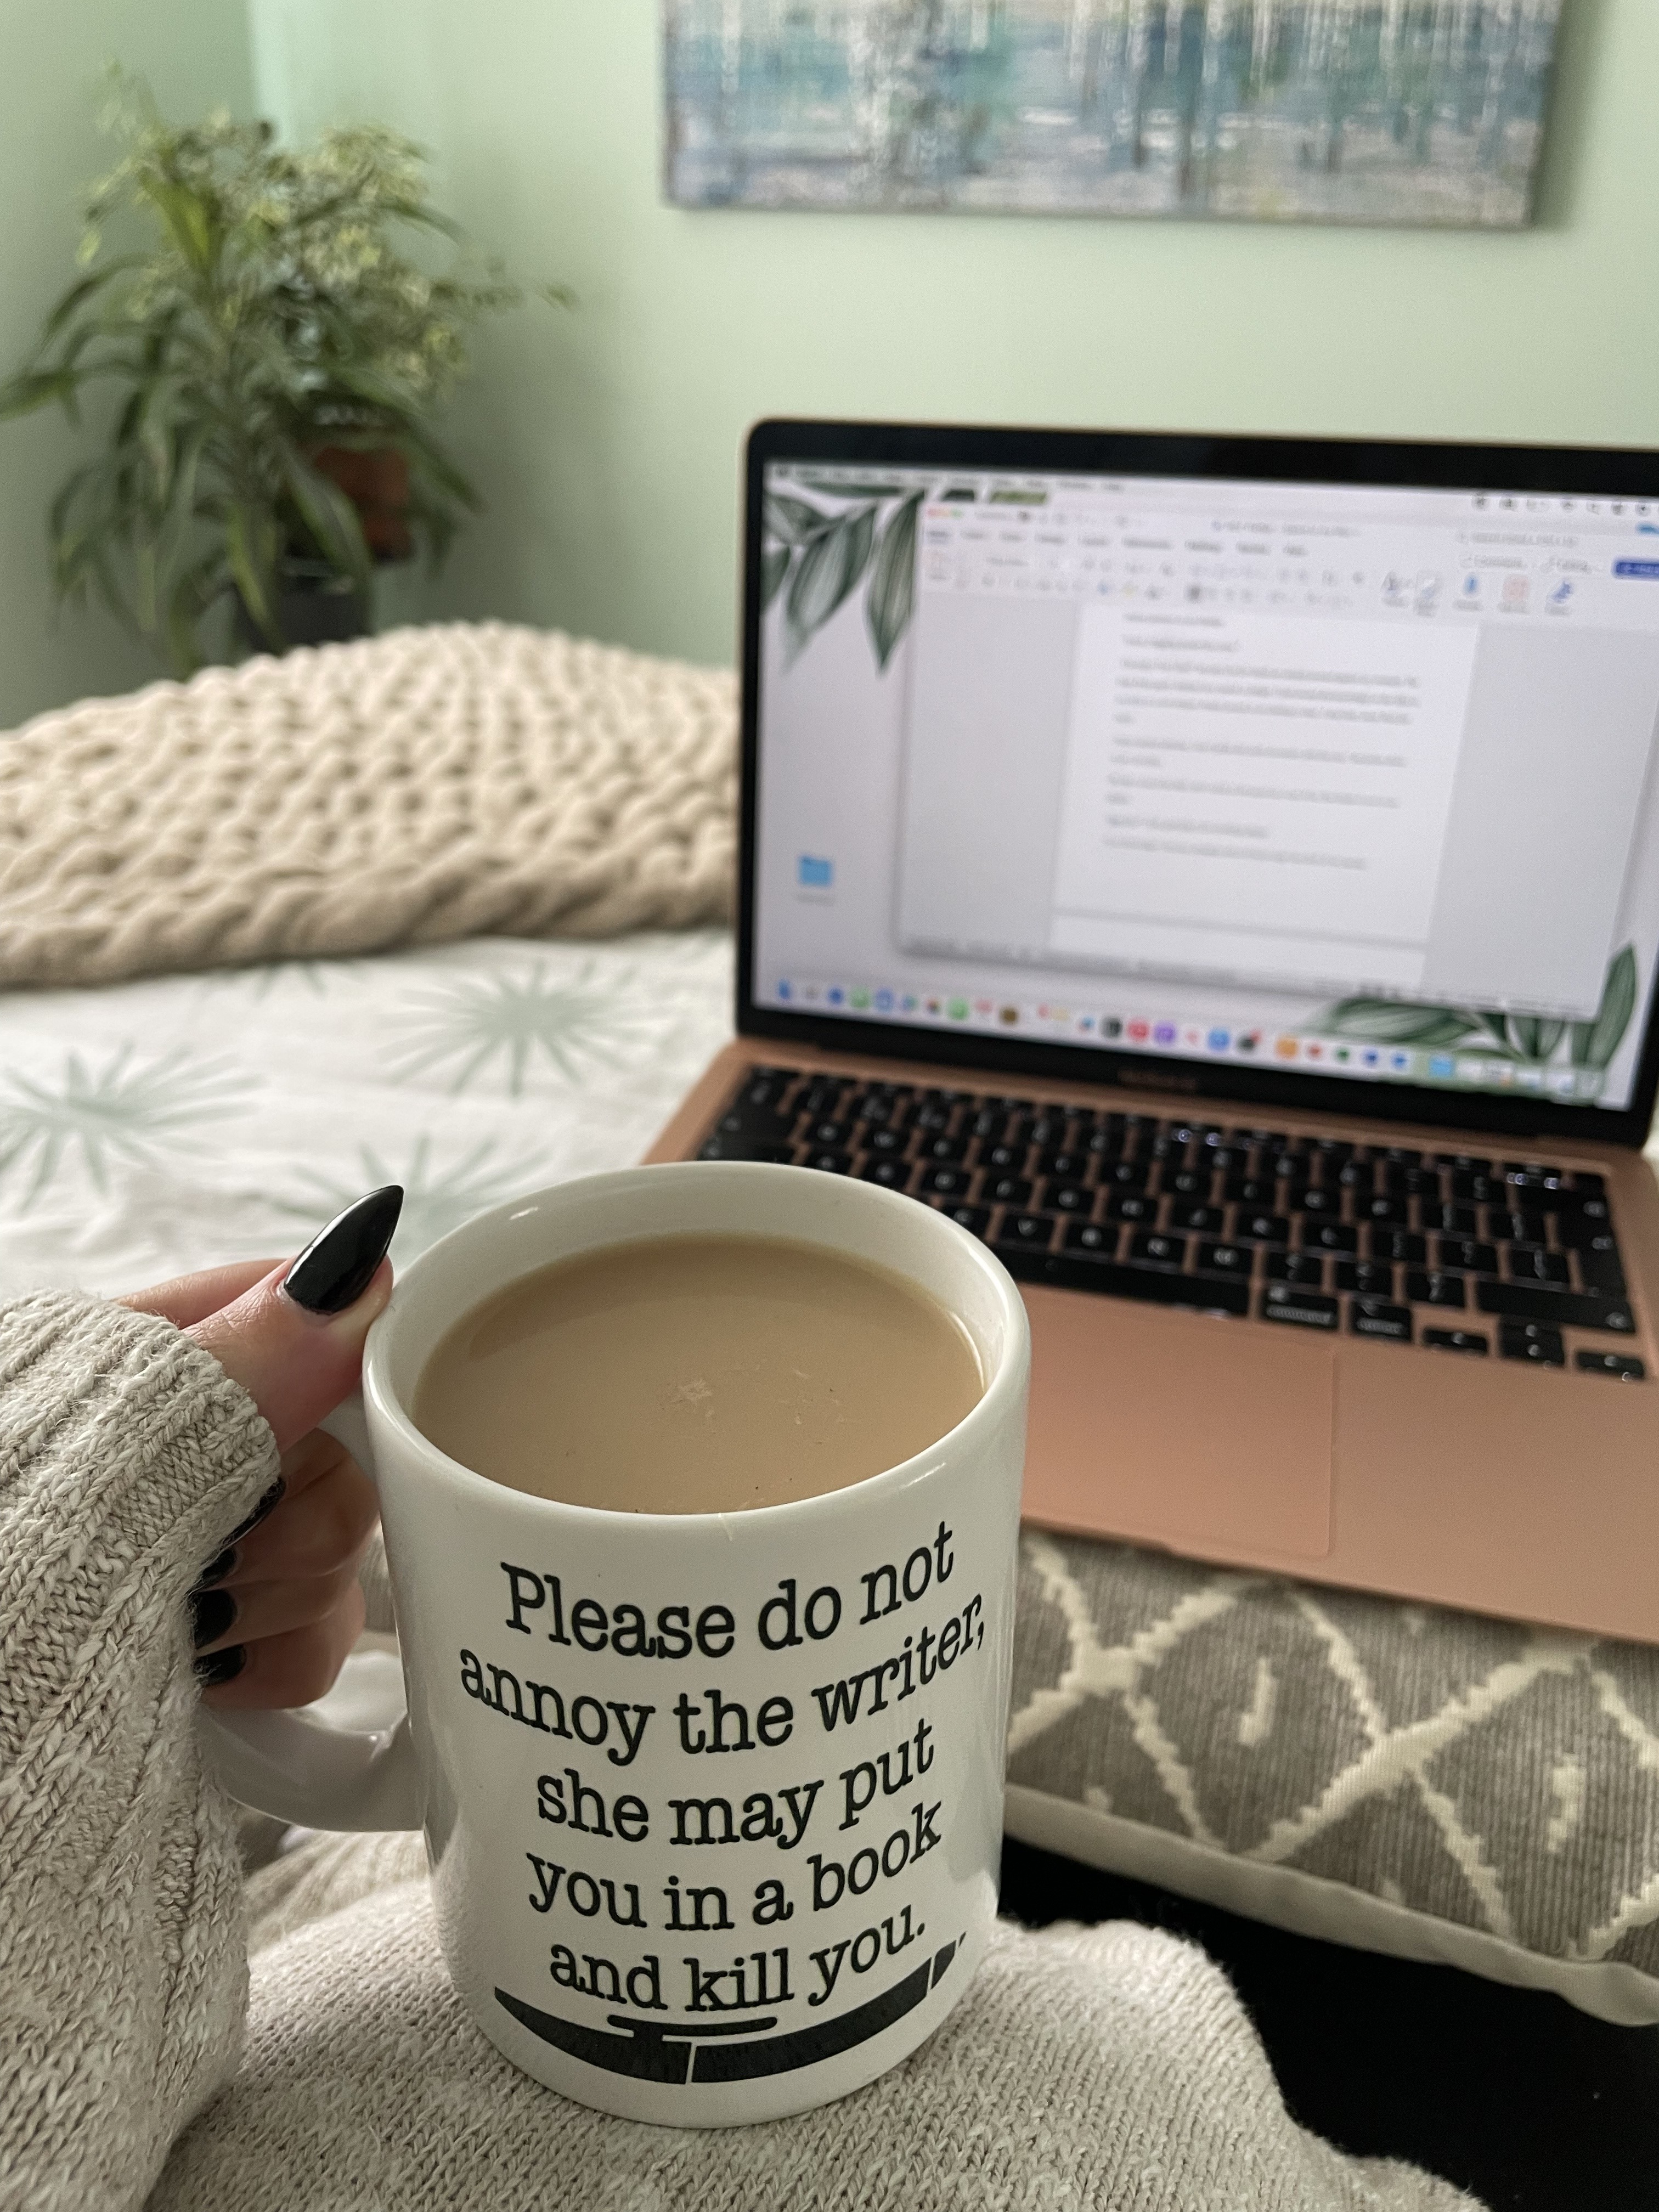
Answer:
[194,1396,425,1832]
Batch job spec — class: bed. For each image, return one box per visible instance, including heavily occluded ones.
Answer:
[4,629,1655,2207]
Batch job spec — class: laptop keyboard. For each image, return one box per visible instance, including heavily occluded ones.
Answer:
[697,1066,1645,1378]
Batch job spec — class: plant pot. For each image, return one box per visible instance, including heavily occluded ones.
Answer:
[312,444,414,561]
[233,561,371,656]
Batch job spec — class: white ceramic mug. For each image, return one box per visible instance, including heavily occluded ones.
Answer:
[198,1163,1030,2126]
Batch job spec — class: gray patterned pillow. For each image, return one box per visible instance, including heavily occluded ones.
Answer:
[1006,1531,1659,2024]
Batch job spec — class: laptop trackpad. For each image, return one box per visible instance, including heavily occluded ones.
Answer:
[1017,1287,1335,1562]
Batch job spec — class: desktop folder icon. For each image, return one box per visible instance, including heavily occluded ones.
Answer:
[798,855,833,888]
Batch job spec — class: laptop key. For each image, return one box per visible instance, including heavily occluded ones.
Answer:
[1426,1203,1478,1236]
[1197,1242,1252,1277]
[699,1135,795,1164]
[1406,1270,1467,1309]
[1437,1238,1498,1275]
[1335,1261,1395,1296]
[918,1164,974,1198]
[1489,1210,1548,1245]
[716,1092,796,1132]
[804,1149,853,1175]
[921,1134,968,1163]
[1424,1328,1488,1356]
[859,1158,914,1190]
[1371,1229,1427,1265]
[1292,1187,1342,1217]
[998,1212,1058,1250]
[1302,1222,1359,1255]
[1477,1282,1635,1333]
[1360,1196,1410,1227]
[1499,1321,1566,1367]
[1001,1245,1250,1316]
[1577,1349,1645,1379]
[1235,1211,1291,1245]
[1169,1202,1223,1234]
[1451,1172,1504,1205]
[1223,1176,1279,1208]
[1063,1220,1116,1257]
[1351,1299,1412,1344]
[1160,1166,1205,1197]
[936,1202,991,1238]
[1128,1232,1187,1271]
[1577,1240,1629,1296]
[986,1174,1034,1207]
[1106,1192,1158,1225]
[1099,1159,1151,1192]
[1040,1150,1090,1182]
[1266,1252,1325,1287]
[1048,1183,1094,1215]
[1262,1286,1340,1331]
[1508,1246,1570,1286]
[866,1126,907,1156]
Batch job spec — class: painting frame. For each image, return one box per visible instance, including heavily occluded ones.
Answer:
[662,1,1562,230]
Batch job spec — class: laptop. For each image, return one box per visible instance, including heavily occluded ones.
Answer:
[646,419,1659,1645]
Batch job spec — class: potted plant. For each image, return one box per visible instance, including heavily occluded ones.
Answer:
[0,82,555,670]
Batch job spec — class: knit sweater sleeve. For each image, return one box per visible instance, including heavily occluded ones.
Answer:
[0,1291,281,2212]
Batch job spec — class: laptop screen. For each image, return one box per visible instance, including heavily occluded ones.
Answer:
[748,438,1659,1120]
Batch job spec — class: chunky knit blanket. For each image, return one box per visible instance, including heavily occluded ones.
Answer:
[0,1289,1480,2211]
[0,624,737,989]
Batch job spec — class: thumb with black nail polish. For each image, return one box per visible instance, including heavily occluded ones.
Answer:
[185,1186,403,1453]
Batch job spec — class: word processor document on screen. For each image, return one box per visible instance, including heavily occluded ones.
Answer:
[753,464,1659,1112]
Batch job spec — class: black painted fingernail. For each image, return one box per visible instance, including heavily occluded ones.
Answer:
[228,1477,285,1544]
[283,1186,403,1316]
[193,1544,238,1591]
[193,1644,247,1688]
[190,1588,238,1650]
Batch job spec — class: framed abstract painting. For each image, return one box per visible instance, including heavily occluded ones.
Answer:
[662,1,1562,229]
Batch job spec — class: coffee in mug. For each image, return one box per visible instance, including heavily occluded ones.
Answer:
[195,1164,1029,2128]
[410,1234,985,1513]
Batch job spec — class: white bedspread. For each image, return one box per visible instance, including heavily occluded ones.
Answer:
[0,930,735,1300]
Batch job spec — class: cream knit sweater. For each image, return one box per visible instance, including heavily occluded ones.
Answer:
[0,1292,1482,2212]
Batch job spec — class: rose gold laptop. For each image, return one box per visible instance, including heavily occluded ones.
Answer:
[647,420,1659,1644]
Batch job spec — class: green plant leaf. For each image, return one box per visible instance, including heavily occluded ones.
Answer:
[866,489,923,671]
[759,543,790,612]
[225,499,280,647]
[137,173,215,273]
[279,442,373,595]
[764,491,832,546]
[1571,944,1639,1071]
[1508,1016,1566,1063]
[163,548,228,676]
[785,505,876,658]
[1318,998,1483,1048]
[40,257,140,340]
[0,369,80,420]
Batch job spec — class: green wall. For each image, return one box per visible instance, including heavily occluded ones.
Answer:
[4,1,1656,724]
[0,0,255,730]
[249,0,1659,674]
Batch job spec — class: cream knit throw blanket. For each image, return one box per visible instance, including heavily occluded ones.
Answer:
[0,623,737,989]
[0,1290,1481,2211]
